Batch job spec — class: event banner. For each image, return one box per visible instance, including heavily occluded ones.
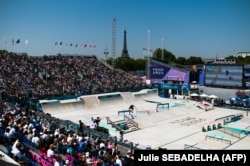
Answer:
[134,150,249,166]
[150,62,170,79]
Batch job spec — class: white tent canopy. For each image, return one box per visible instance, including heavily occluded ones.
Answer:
[200,94,208,97]
[190,93,199,97]
[208,95,218,98]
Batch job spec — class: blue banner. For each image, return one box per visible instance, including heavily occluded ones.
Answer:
[154,83,190,91]
[150,62,170,79]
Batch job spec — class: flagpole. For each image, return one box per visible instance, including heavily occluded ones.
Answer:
[55,42,58,55]
[148,29,150,57]
[4,38,6,48]
[17,39,20,54]
[146,29,151,84]
[81,44,83,55]
[25,39,28,55]
[161,37,164,60]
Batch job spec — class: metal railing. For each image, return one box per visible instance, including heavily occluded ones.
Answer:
[184,144,206,150]
[205,135,232,145]
[106,117,122,131]
[124,114,139,128]
[218,128,244,139]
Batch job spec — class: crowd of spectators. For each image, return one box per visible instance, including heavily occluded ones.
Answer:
[0,100,134,166]
[0,51,146,101]
[0,51,140,165]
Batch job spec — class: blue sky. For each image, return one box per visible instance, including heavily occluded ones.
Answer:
[0,0,250,59]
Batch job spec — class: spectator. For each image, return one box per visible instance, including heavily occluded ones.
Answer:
[79,120,84,132]
[11,139,30,165]
[54,155,63,166]
[94,117,101,128]
[47,143,56,157]
[31,132,40,147]
[64,159,70,166]
[115,155,123,166]
[90,117,97,130]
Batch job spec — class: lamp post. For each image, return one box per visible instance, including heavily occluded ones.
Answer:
[104,47,109,64]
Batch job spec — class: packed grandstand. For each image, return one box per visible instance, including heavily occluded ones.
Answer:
[0,51,142,166]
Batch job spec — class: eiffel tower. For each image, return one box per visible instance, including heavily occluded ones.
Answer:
[121,29,130,58]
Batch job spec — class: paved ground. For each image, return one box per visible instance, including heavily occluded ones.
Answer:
[40,89,250,150]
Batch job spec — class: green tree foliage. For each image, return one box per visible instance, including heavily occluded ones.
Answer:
[0,49,8,55]
[235,56,245,65]
[175,57,187,65]
[244,56,250,64]
[186,56,204,65]
[134,58,146,70]
[152,48,176,62]
[115,57,146,71]
[152,48,205,65]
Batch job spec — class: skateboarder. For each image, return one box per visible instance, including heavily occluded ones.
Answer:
[128,105,136,119]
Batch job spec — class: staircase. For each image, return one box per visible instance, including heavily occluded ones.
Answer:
[106,116,139,134]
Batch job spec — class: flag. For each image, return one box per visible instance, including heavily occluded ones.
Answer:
[25,39,28,45]
[55,42,58,45]
[16,39,20,44]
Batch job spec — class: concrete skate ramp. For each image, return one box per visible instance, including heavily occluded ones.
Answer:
[41,90,161,123]
[121,92,136,102]
[133,89,157,99]
[40,89,184,121]
[81,95,100,109]
[134,89,169,103]
[40,90,250,150]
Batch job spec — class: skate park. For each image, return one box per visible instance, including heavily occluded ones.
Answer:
[40,89,250,150]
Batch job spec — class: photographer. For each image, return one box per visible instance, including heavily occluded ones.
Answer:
[94,117,101,127]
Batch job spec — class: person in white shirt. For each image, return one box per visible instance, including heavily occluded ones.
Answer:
[100,141,105,149]
[54,155,63,166]
[115,155,123,166]
[11,139,21,156]
[11,139,30,164]
[54,128,60,137]
[90,117,97,129]
[47,144,56,157]
[67,133,73,144]
[31,133,40,146]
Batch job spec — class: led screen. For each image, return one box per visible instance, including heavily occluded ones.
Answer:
[244,65,250,87]
[244,65,250,76]
[205,65,243,87]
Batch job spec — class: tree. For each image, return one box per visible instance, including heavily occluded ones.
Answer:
[152,48,176,62]
[175,57,187,65]
[186,56,204,65]
[134,58,146,71]
[0,49,8,55]
[235,56,245,65]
